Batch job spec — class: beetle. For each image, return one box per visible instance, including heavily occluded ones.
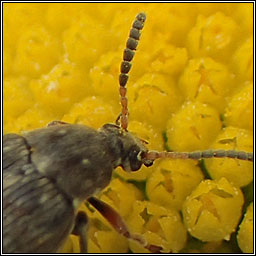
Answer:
[3,12,253,253]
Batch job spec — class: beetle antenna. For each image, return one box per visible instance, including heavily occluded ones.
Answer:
[116,12,146,130]
[144,149,253,162]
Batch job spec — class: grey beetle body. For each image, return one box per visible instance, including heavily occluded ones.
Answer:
[3,123,152,253]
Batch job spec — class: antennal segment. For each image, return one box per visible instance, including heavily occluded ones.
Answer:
[145,150,253,162]
[117,12,146,130]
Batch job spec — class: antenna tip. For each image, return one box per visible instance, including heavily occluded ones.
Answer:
[136,12,146,22]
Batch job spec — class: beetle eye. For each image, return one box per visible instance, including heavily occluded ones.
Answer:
[128,149,142,171]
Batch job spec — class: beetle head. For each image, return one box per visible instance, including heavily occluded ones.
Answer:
[100,123,154,172]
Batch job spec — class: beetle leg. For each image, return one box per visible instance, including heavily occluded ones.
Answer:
[115,113,121,126]
[87,197,162,253]
[72,211,89,253]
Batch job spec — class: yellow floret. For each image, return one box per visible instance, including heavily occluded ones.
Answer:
[128,73,183,131]
[128,200,187,253]
[99,178,143,218]
[45,3,76,34]
[237,203,253,253]
[224,82,253,131]
[3,3,49,49]
[178,57,236,113]
[30,61,89,116]
[146,159,204,210]
[5,104,55,134]
[187,12,238,61]
[195,3,237,16]
[14,25,61,78]
[166,101,222,151]
[144,3,197,46]
[88,229,128,253]
[63,14,119,71]
[232,36,253,81]
[233,3,253,37]
[62,96,116,129]
[3,77,32,119]
[182,177,244,242]
[3,46,13,77]
[150,44,188,77]
[204,126,253,187]
[89,51,121,109]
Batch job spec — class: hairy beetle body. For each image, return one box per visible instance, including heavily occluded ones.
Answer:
[3,123,151,253]
[23,124,114,200]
